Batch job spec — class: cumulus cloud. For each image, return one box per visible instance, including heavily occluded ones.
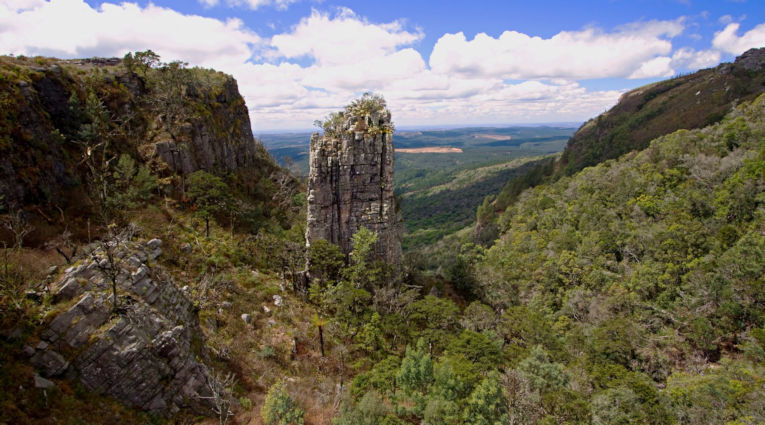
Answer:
[0,2,733,130]
[271,8,423,66]
[199,0,298,11]
[0,0,260,69]
[429,19,685,80]
[712,22,765,55]
[671,47,721,70]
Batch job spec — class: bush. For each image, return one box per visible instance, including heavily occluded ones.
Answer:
[261,381,304,425]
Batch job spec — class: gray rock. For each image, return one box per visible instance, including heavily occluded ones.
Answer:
[306,97,402,266]
[30,349,69,377]
[33,236,219,417]
[221,301,232,309]
[34,374,56,389]
[241,314,252,324]
[54,277,83,303]
[147,239,163,250]
[180,243,192,253]
[273,295,283,306]
[23,345,36,356]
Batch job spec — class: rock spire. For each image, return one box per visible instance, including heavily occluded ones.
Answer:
[306,94,402,265]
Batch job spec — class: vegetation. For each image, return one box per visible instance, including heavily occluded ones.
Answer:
[2,50,764,425]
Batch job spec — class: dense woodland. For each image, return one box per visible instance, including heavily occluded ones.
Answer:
[0,50,763,425]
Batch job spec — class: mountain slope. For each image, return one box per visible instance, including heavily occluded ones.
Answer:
[482,48,765,237]
[468,93,765,423]
[560,47,765,175]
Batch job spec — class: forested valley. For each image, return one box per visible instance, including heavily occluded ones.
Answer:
[0,48,763,425]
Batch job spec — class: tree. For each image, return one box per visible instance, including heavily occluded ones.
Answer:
[307,239,345,285]
[397,338,434,394]
[77,91,117,225]
[108,154,157,211]
[91,225,134,312]
[186,170,234,237]
[517,345,569,393]
[462,372,508,425]
[1,206,33,250]
[199,369,236,425]
[123,49,160,76]
[262,380,304,425]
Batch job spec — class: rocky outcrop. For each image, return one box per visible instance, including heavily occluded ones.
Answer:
[0,55,276,222]
[29,236,218,416]
[306,95,402,265]
[146,76,264,176]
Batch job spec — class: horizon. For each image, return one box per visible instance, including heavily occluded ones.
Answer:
[255,121,584,134]
[3,1,764,130]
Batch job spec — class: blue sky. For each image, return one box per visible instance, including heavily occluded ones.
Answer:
[2,0,764,130]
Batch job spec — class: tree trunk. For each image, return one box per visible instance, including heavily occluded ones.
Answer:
[112,279,118,311]
[318,325,325,358]
[205,217,210,238]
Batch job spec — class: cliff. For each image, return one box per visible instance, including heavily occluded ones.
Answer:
[306,94,402,265]
[0,55,282,243]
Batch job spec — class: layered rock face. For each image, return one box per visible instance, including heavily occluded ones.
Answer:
[306,96,402,265]
[0,56,273,215]
[30,236,217,416]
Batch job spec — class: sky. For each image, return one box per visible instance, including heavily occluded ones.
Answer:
[1,0,765,131]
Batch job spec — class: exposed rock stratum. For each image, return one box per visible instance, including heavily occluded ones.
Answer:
[306,94,402,265]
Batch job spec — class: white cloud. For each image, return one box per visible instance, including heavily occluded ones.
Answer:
[271,8,423,66]
[0,0,260,69]
[429,19,685,80]
[0,0,45,11]
[629,56,674,79]
[712,22,765,55]
[0,2,723,130]
[197,0,297,10]
[671,47,721,70]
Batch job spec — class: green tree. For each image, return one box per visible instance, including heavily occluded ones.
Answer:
[397,338,434,394]
[262,381,304,425]
[408,295,460,353]
[462,372,508,425]
[307,238,345,285]
[108,154,157,212]
[517,345,569,393]
[186,170,234,237]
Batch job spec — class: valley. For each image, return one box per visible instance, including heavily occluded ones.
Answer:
[0,34,764,425]
[262,126,573,250]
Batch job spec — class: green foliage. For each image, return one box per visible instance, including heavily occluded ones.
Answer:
[397,338,434,394]
[446,330,503,373]
[334,391,392,425]
[307,239,345,284]
[407,295,460,352]
[108,154,158,211]
[262,381,304,425]
[462,372,508,425]
[186,170,234,236]
[518,345,569,393]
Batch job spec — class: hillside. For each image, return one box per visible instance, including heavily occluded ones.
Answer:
[2,49,764,425]
[482,48,765,237]
[0,53,309,425]
[336,92,765,425]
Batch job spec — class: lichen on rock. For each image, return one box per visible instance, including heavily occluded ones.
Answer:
[32,234,220,417]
